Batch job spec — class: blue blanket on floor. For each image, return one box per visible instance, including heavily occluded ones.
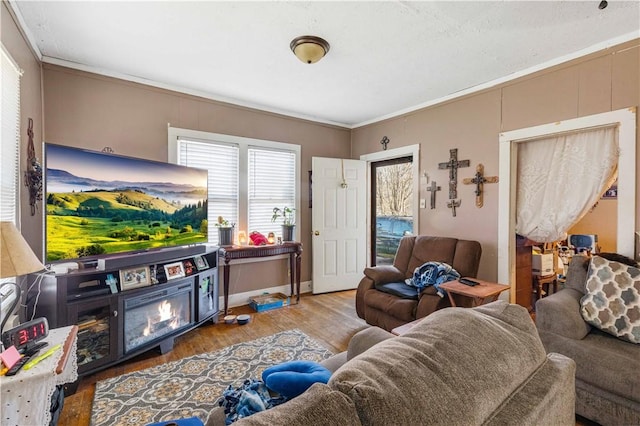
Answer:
[217,379,286,425]
[405,261,460,297]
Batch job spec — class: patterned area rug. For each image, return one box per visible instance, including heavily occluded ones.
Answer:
[90,329,332,426]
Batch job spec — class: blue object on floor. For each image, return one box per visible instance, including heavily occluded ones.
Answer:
[262,360,332,399]
[146,416,204,426]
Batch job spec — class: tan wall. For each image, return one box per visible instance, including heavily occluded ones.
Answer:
[352,40,640,282]
[42,64,351,295]
[569,199,617,253]
[1,2,44,256]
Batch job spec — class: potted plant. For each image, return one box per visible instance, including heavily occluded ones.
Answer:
[215,216,235,246]
[271,207,296,241]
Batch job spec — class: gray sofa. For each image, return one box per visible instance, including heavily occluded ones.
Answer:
[210,301,575,425]
[536,255,640,425]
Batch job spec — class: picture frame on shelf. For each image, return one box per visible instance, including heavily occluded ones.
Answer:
[164,262,186,280]
[183,259,195,275]
[194,255,209,271]
[119,266,151,291]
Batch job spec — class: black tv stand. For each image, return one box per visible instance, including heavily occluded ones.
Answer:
[26,245,219,380]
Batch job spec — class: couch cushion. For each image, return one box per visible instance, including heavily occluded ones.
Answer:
[405,236,458,278]
[329,301,547,425]
[485,353,576,426]
[580,256,640,344]
[563,255,590,294]
[363,289,417,322]
[374,281,419,299]
[234,383,361,426]
[538,327,640,403]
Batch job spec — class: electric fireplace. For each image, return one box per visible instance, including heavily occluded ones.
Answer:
[122,280,194,354]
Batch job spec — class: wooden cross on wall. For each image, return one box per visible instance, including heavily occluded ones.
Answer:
[462,164,499,208]
[426,181,441,209]
[447,199,461,217]
[438,148,469,216]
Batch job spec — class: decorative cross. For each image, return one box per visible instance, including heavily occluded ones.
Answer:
[447,199,461,217]
[438,148,470,199]
[426,181,441,209]
[380,136,390,151]
[462,164,499,208]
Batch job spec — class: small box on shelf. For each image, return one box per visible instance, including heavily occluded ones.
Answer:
[532,253,554,276]
[249,293,290,312]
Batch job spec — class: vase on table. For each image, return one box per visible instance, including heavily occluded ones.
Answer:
[281,225,295,242]
[218,227,234,246]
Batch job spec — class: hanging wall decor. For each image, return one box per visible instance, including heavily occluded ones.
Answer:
[462,164,499,208]
[380,136,390,150]
[23,118,43,216]
[426,181,441,209]
[438,148,469,217]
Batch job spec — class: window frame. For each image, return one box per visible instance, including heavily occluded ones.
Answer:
[168,127,301,243]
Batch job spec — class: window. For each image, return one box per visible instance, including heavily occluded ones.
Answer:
[168,128,300,243]
[1,45,22,225]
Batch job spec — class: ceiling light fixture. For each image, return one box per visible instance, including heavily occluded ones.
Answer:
[290,35,330,64]
[598,0,608,9]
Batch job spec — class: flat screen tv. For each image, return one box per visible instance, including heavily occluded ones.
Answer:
[45,143,208,263]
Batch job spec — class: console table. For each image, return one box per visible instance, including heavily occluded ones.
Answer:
[218,242,303,315]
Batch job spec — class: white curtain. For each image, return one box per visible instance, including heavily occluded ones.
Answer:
[516,126,618,243]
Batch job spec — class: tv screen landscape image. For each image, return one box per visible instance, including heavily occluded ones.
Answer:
[45,144,208,262]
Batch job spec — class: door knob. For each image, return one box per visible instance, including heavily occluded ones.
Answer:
[314,231,320,236]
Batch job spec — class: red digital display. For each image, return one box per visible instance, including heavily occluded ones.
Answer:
[1,318,49,350]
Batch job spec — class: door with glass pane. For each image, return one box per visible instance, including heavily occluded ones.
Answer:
[371,157,413,265]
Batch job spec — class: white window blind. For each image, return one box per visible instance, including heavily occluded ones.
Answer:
[172,129,299,244]
[178,139,239,243]
[0,46,22,225]
[248,147,296,236]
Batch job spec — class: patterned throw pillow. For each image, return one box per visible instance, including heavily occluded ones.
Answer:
[580,256,640,344]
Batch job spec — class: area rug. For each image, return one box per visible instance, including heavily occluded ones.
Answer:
[90,329,333,426]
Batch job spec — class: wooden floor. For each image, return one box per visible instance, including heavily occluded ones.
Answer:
[58,290,596,426]
[58,290,368,426]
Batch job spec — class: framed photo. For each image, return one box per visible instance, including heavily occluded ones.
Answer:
[194,255,209,271]
[164,262,186,280]
[119,266,151,291]
[183,259,195,275]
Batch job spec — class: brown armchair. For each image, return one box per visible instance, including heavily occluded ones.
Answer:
[356,235,482,331]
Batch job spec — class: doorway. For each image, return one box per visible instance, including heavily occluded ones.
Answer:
[497,108,636,300]
[360,144,420,267]
[371,156,413,265]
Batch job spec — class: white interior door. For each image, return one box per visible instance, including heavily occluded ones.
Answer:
[312,157,367,293]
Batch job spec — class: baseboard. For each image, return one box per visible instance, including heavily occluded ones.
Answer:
[220,280,312,310]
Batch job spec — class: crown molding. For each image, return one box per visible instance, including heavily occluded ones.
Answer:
[6,1,43,61]
[352,32,640,129]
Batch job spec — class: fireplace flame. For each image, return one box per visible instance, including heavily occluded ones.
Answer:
[159,300,172,321]
[142,300,179,337]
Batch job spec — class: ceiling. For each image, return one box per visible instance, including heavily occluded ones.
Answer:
[10,1,640,128]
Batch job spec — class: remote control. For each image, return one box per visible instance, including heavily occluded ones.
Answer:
[459,278,479,286]
[4,355,32,377]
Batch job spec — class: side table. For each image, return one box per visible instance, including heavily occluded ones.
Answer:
[439,279,510,307]
[0,325,78,426]
[533,274,558,302]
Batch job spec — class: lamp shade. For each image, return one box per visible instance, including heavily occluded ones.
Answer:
[290,36,330,64]
[0,222,45,278]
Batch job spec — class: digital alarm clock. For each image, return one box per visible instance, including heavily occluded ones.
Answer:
[1,317,49,352]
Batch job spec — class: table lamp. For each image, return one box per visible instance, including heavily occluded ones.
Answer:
[0,221,46,337]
